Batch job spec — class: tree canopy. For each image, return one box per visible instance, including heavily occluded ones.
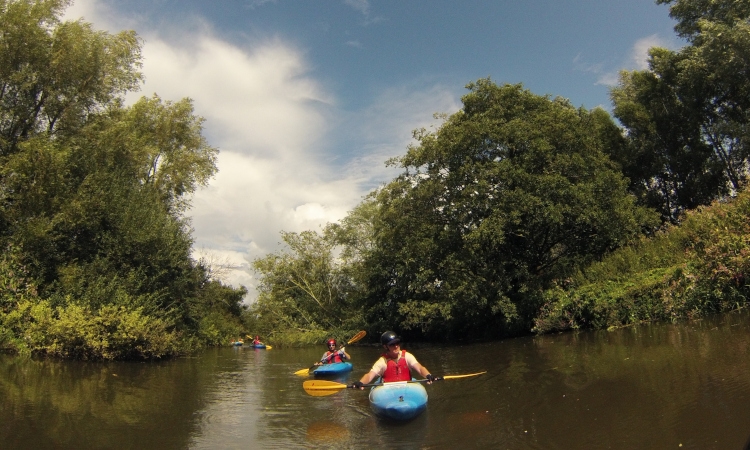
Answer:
[0,0,245,359]
[357,80,658,339]
[612,0,750,223]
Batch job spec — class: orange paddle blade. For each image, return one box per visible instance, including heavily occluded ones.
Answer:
[303,380,349,397]
[347,330,366,344]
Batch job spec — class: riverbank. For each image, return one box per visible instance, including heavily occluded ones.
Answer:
[534,190,750,334]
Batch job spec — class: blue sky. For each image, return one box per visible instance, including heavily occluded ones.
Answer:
[64,0,679,299]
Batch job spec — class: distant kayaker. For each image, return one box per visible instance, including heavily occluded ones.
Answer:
[350,331,434,389]
[314,338,350,365]
[252,335,263,346]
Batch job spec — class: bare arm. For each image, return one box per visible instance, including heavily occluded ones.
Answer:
[412,362,430,379]
[405,352,433,383]
[358,370,379,385]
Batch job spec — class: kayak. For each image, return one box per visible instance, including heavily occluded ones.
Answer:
[232,341,243,346]
[312,362,353,377]
[369,381,428,421]
[253,344,267,349]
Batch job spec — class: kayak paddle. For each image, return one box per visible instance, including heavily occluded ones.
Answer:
[294,330,367,376]
[302,371,487,397]
[246,335,272,349]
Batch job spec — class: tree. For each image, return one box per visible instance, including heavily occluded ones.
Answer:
[0,0,243,358]
[611,0,750,223]
[251,230,363,341]
[362,80,658,339]
[0,0,142,155]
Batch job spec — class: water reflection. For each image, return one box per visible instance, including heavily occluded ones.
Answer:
[305,420,349,443]
[0,357,208,449]
[2,311,750,449]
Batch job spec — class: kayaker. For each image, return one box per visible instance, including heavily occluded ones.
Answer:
[314,338,350,365]
[350,331,435,389]
[252,335,263,346]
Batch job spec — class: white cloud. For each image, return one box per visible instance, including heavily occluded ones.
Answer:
[344,0,370,16]
[629,34,671,70]
[574,34,677,87]
[63,0,460,302]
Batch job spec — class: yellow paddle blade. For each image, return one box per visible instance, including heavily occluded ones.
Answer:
[441,371,487,380]
[347,330,366,344]
[265,345,273,350]
[294,368,311,376]
[303,380,349,397]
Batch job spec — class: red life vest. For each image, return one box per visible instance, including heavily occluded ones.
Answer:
[381,350,411,382]
[324,351,344,363]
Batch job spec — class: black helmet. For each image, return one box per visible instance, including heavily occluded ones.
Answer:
[380,331,400,346]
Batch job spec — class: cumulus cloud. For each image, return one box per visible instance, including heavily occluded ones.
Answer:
[63,0,459,301]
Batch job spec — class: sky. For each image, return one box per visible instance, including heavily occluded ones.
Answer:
[63,0,680,301]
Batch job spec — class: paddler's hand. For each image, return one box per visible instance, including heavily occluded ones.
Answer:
[349,381,364,390]
[425,374,436,384]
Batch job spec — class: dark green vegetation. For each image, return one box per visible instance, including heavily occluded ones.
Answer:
[251,0,750,344]
[0,0,246,359]
[4,0,749,356]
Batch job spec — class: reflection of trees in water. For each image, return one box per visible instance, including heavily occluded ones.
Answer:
[526,311,750,447]
[0,350,236,449]
[306,420,350,443]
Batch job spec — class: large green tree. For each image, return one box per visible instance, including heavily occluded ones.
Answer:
[251,230,363,343]
[611,0,750,223]
[0,0,243,358]
[362,80,658,339]
[0,0,141,155]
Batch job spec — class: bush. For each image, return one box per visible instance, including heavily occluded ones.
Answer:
[1,299,182,359]
[534,189,750,334]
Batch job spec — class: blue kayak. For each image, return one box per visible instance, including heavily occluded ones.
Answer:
[312,362,353,377]
[232,341,243,346]
[252,344,266,349]
[369,381,428,421]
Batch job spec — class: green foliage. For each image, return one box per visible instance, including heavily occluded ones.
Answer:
[612,0,750,223]
[0,0,245,359]
[534,188,750,333]
[96,95,219,213]
[360,80,658,340]
[1,299,181,359]
[250,230,365,344]
[656,0,750,41]
[0,0,142,155]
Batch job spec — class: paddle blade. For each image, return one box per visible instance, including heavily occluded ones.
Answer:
[441,371,487,380]
[347,330,367,345]
[294,368,311,376]
[303,380,349,397]
[265,345,273,349]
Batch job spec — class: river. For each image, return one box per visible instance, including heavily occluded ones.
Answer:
[2,311,750,449]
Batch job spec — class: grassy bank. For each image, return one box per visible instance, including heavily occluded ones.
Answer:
[534,190,750,333]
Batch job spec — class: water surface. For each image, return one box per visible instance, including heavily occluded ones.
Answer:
[2,311,750,449]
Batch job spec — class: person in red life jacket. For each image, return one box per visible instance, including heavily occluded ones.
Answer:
[314,338,350,365]
[252,335,263,346]
[350,331,434,389]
